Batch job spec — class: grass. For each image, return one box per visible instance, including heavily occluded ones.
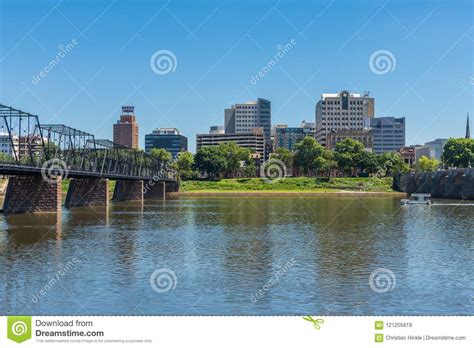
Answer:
[180,176,394,192]
[61,179,116,193]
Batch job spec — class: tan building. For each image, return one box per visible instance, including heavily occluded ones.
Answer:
[315,90,374,149]
[326,129,373,151]
[196,127,265,161]
[113,106,139,149]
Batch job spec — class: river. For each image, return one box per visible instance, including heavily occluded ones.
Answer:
[0,195,472,315]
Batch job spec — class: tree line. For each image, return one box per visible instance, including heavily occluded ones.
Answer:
[150,137,411,180]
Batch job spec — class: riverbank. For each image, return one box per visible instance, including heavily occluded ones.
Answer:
[174,191,406,197]
[178,177,404,196]
[0,177,405,197]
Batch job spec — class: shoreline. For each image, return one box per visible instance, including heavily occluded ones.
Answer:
[172,190,407,197]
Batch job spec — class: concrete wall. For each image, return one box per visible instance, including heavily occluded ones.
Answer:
[3,175,62,214]
[393,169,474,200]
[65,178,109,208]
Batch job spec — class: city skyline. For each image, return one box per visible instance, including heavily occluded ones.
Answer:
[0,0,472,153]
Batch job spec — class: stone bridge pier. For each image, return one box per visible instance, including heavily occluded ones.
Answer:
[65,178,109,208]
[2,175,62,214]
[2,175,180,215]
[143,180,179,199]
[112,180,144,201]
[393,169,474,200]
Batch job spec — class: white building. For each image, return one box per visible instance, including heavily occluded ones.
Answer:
[224,98,271,146]
[0,132,19,158]
[315,90,374,148]
[415,138,448,162]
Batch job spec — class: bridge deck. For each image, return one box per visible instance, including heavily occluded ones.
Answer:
[0,164,177,182]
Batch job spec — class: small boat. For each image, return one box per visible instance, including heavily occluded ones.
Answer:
[401,193,432,205]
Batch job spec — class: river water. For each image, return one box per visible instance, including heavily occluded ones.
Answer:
[0,195,472,315]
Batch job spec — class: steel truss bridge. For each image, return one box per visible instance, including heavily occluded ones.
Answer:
[0,104,176,181]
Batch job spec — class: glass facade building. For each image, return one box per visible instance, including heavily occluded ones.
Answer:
[145,128,188,158]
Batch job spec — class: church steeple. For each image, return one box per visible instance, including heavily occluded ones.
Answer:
[466,113,471,139]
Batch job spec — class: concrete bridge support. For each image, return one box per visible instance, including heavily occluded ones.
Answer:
[65,178,109,208]
[113,180,144,201]
[2,175,62,214]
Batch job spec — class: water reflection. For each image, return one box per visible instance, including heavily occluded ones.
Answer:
[0,196,472,315]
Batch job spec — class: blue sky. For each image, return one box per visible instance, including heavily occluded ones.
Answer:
[0,0,472,152]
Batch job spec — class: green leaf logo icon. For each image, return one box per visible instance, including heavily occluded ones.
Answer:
[7,316,32,343]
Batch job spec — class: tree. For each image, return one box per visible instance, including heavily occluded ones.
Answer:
[194,146,227,179]
[271,147,294,171]
[176,151,195,180]
[243,157,257,177]
[355,151,379,174]
[333,138,365,175]
[377,152,410,176]
[314,151,338,177]
[217,142,250,178]
[442,138,474,168]
[294,136,326,175]
[0,152,12,163]
[149,148,172,163]
[417,155,440,172]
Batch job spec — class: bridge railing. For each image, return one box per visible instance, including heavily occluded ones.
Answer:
[0,104,176,180]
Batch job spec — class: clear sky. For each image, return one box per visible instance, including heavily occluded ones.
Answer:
[0,0,472,152]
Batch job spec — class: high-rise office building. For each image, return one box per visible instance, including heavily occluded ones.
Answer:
[365,117,405,154]
[113,106,139,149]
[325,129,374,151]
[145,128,188,158]
[272,120,315,152]
[196,127,265,161]
[224,98,271,147]
[315,90,374,149]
